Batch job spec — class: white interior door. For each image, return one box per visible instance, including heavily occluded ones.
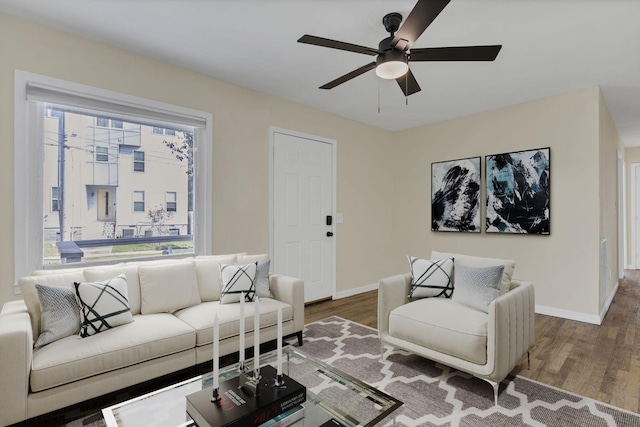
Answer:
[272,130,335,302]
[635,164,640,268]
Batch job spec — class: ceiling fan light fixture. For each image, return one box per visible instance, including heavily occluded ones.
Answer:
[375,60,409,79]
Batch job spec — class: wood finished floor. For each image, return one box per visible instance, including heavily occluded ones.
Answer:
[308,270,640,413]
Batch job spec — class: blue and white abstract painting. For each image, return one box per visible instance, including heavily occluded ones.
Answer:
[431,157,481,232]
[486,148,550,234]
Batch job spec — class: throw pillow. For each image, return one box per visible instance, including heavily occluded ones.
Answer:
[219,262,258,304]
[138,259,201,314]
[74,274,134,337]
[254,260,273,298]
[407,256,454,298]
[452,263,504,313]
[34,284,81,348]
[431,251,516,295]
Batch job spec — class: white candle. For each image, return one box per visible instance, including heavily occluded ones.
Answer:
[239,292,245,364]
[277,307,283,376]
[213,313,219,390]
[254,296,260,372]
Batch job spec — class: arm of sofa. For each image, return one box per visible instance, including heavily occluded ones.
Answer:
[0,300,33,426]
[487,279,535,382]
[269,274,305,336]
[377,273,412,339]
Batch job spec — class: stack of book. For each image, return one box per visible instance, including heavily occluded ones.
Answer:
[186,365,306,427]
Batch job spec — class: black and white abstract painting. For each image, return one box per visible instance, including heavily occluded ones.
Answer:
[431,157,481,232]
[486,147,550,234]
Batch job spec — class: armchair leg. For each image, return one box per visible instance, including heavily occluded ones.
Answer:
[491,381,499,406]
[296,331,303,346]
[483,379,500,406]
[527,351,531,370]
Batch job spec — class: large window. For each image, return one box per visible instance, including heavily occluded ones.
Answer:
[15,71,212,279]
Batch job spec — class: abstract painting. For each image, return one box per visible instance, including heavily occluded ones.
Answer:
[486,147,550,234]
[431,157,481,232]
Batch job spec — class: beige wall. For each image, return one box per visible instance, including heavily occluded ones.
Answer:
[0,13,622,321]
[0,13,396,306]
[392,88,604,317]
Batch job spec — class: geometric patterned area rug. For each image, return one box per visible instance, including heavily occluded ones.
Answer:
[301,316,640,427]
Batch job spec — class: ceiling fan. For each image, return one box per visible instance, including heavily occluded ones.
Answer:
[297,0,502,96]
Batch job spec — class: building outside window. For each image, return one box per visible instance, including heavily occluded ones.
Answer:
[133,151,145,172]
[133,191,145,212]
[166,191,177,212]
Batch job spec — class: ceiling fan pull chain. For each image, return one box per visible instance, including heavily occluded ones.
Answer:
[378,80,381,114]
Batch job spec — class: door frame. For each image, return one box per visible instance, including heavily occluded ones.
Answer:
[631,163,640,269]
[269,126,337,300]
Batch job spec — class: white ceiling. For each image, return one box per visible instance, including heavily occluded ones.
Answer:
[1,0,639,145]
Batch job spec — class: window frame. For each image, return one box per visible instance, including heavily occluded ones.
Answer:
[166,191,177,212]
[51,187,60,212]
[133,150,145,172]
[14,70,213,285]
[133,191,145,212]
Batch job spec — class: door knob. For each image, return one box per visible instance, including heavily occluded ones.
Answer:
[326,232,334,237]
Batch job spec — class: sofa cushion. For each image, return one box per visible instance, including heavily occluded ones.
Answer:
[219,262,258,304]
[74,274,134,337]
[452,264,504,313]
[194,255,238,302]
[30,313,195,392]
[138,259,201,314]
[83,264,142,315]
[389,298,488,365]
[19,271,85,339]
[174,298,293,347]
[407,256,454,298]
[431,251,515,295]
[34,284,81,348]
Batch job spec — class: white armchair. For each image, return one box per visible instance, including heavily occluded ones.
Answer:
[378,264,535,405]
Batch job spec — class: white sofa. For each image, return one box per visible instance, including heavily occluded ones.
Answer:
[378,251,535,405]
[0,254,304,426]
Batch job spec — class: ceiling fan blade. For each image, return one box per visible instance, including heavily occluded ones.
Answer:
[391,0,451,51]
[396,69,421,96]
[409,45,502,61]
[319,62,377,90]
[298,35,378,56]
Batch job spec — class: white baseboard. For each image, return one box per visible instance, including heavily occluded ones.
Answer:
[626,264,634,270]
[334,283,378,300]
[535,305,601,325]
[535,281,619,325]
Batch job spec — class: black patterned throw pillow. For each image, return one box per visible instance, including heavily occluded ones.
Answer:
[219,262,258,304]
[407,256,454,298]
[74,274,134,337]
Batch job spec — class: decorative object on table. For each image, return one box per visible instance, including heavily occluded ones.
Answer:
[201,296,303,427]
[187,364,306,427]
[486,147,550,234]
[431,156,481,232]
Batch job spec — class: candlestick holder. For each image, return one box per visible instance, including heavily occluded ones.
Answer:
[239,369,262,396]
[211,387,221,403]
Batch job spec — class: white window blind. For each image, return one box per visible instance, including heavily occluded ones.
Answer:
[25,82,206,130]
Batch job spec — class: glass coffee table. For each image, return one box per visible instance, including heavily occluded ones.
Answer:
[102,346,402,427]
